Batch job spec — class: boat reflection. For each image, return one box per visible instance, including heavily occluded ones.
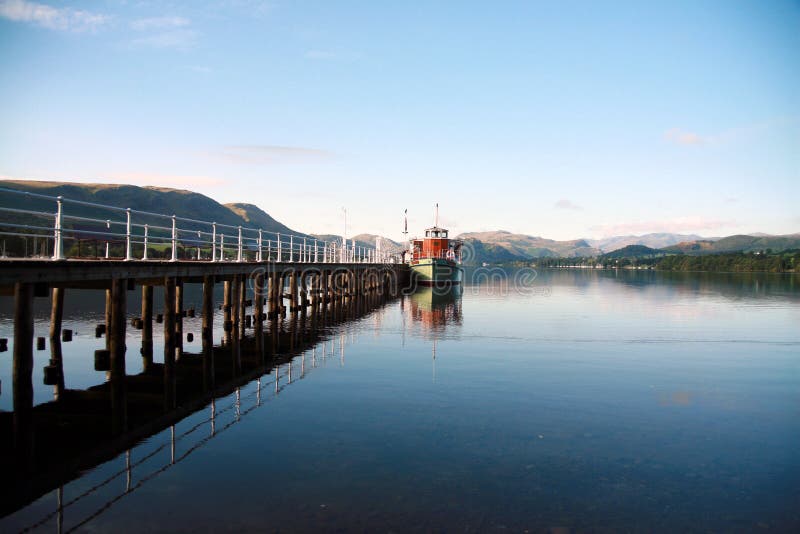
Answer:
[407,285,463,338]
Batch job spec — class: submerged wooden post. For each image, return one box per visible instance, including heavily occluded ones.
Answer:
[109,278,128,434]
[163,277,176,410]
[141,285,154,372]
[202,275,215,391]
[13,282,34,461]
[48,287,66,397]
[175,280,184,360]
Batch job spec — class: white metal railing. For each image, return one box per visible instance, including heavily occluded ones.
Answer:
[0,187,398,264]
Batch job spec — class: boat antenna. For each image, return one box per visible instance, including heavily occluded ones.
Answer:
[435,202,439,227]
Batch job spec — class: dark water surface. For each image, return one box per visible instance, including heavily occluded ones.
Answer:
[1,269,799,532]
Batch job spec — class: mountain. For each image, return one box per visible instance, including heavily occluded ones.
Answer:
[310,233,403,253]
[458,230,600,263]
[662,234,800,255]
[351,233,404,254]
[599,244,664,260]
[224,203,302,236]
[0,180,306,237]
[587,233,710,252]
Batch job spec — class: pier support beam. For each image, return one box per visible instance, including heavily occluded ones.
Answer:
[48,287,65,398]
[109,278,128,434]
[267,272,278,319]
[13,282,34,462]
[223,279,232,345]
[163,277,176,411]
[105,288,112,350]
[289,270,298,312]
[175,280,184,360]
[141,285,153,372]
[254,271,264,358]
[238,274,247,338]
[202,275,215,391]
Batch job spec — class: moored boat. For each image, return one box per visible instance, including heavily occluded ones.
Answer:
[408,205,463,286]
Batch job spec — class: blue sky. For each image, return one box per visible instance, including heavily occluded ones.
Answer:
[0,0,798,240]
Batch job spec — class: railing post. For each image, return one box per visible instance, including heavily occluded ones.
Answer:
[125,208,132,261]
[303,238,307,263]
[258,229,263,262]
[197,231,202,260]
[237,226,243,262]
[143,224,149,260]
[170,215,178,262]
[52,196,64,261]
[105,220,111,259]
[212,223,217,262]
[277,233,281,262]
[220,234,225,261]
[290,235,294,263]
[314,240,318,263]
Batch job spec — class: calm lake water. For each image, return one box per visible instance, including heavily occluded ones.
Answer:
[1,268,799,532]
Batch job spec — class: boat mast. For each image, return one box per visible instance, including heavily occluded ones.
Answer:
[434,202,439,227]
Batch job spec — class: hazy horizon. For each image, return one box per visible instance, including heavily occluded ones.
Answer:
[1,1,798,241]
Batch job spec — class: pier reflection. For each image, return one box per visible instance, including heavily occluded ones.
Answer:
[0,290,395,530]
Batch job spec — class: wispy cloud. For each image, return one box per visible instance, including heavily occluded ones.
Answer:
[590,216,735,237]
[130,16,189,32]
[211,145,334,165]
[664,128,706,146]
[663,117,797,147]
[305,50,337,60]
[131,29,197,50]
[304,49,363,62]
[129,15,196,50]
[0,0,109,32]
[554,199,583,211]
[186,65,213,74]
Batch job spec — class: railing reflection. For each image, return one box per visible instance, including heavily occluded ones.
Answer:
[1,291,383,532]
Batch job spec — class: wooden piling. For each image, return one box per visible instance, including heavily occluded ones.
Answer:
[13,282,34,461]
[105,288,112,350]
[48,337,65,400]
[141,285,153,372]
[254,271,264,357]
[163,277,176,410]
[109,278,128,434]
[202,275,215,391]
[290,270,298,312]
[175,280,184,360]
[223,279,232,344]
[238,274,247,337]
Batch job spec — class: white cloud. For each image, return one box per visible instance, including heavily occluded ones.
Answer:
[131,28,197,50]
[664,128,706,146]
[554,199,583,211]
[0,0,109,32]
[130,16,190,32]
[211,145,334,165]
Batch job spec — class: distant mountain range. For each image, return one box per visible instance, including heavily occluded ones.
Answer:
[1,180,797,262]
